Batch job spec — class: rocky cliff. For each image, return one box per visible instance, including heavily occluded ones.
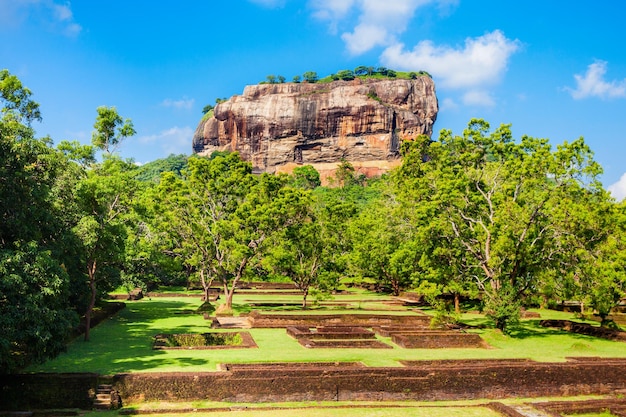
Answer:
[192,77,438,180]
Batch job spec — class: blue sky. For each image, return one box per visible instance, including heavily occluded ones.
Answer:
[2,0,626,198]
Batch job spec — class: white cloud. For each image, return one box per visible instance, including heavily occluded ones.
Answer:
[138,126,195,155]
[161,97,195,110]
[0,0,82,36]
[439,97,458,111]
[462,90,495,107]
[341,23,389,55]
[608,173,626,202]
[381,30,520,89]
[310,0,356,32]
[52,2,72,21]
[311,0,440,54]
[248,0,286,8]
[566,60,626,100]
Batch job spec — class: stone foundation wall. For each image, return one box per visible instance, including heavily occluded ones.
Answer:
[4,359,626,410]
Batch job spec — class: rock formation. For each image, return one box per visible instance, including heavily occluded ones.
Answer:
[192,77,438,181]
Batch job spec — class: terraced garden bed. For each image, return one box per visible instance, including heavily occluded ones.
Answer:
[391,331,489,349]
[287,326,377,340]
[152,332,257,350]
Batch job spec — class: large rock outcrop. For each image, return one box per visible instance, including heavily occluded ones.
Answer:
[192,77,438,180]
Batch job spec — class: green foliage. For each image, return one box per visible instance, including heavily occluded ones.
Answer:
[367,90,382,103]
[0,243,78,373]
[91,106,135,154]
[0,69,41,124]
[0,70,81,372]
[290,165,321,190]
[201,104,213,114]
[302,71,318,83]
[394,119,614,332]
[336,69,355,81]
[72,156,139,340]
[135,154,188,182]
[162,333,243,347]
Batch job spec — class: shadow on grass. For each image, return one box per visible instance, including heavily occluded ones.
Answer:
[505,319,600,342]
[31,298,219,374]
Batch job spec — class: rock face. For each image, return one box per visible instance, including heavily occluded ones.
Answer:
[192,77,438,180]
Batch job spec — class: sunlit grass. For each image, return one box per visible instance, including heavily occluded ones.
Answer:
[27,294,626,374]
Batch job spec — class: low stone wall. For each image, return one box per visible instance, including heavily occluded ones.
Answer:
[218,362,366,371]
[4,358,626,409]
[532,398,626,416]
[287,326,377,340]
[298,338,392,349]
[373,325,432,337]
[237,282,297,290]
[391,331,488,348]
[110,358,626,403]
[0,373,100,410]
[540,319,626,341]
[248,311,431,328]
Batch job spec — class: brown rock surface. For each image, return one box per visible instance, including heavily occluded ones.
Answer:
[192,77,438,179]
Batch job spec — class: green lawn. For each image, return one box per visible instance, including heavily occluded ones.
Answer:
[80,396,612,417]
[27,293,626,374]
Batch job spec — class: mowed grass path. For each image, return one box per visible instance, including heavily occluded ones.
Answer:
[28,294,626,374]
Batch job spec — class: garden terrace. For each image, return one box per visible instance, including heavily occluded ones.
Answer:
[286,326,377,340]
[391,331,489,349]
[297,338,393,348]
[286,326,392,349]
[541,319,626,341]
[247,311,431,328]
[218,361,366,371]
[400,358,535,368]
[532,398,626,416]
[373,325,431,337]
[6,358,626,408]
[152,332,257,350]
[237,282,298,290]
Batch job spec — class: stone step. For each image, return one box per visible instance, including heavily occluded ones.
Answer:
[215,317,251,328]
[93,384,113,410]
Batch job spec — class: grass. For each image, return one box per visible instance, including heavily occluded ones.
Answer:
[26,290,626,375]
[83,406,500,417]
[79,395,613,417]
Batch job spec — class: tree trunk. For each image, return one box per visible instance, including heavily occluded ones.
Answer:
[84,259,97,342]
[200,269,211,303]
[302,289,308,310]
[391,277,400,296]
[454,293,460,314]
[224,259,248,310]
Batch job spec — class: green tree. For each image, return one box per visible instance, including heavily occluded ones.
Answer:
[0,70,78,371]
[73,157,137,341]
[290,165,321,190]
[350,197,416,296]
[302,71,318,83]
[354,66,369,76]
[336,69,355,81]
[135,154,188,182]
[396,120,604,332]
[0,243,77,373]
[292,75,301,83]
[263,191,321,308]
[1,69,41,124]
[91,106,136,154]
